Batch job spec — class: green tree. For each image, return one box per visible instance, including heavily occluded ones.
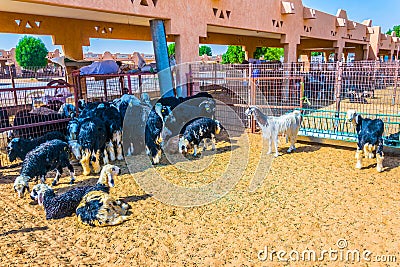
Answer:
[199,45,212,56]
[167,43,175,56]
[387,25,400,37]
[253,47,284,61]
[222,45,245,64]
[311,52,322,56]
[15,36,48,68]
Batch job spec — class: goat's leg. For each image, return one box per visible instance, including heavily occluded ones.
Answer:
[103,148,109,165]
[91,150,102,174]
[273,135,279,157]
[355,149,364,169]
[40,175,46,184]
[193,145,198,156]
[267,138,272,154]
[376,138,384,172]
[115,131,124,160]
[117,143,124,161]
[211,134,216,151]
[52,166,63,186]
[67,163,75,184]
[80,149,91,176]
[202,139,208,151]
[107,140,116,162]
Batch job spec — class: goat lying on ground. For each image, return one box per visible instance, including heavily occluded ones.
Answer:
[75,165,129,226]
[179,117,222,156]
[346,110,384,172]
[7,131,67,162]
[30,164,120,220]
[245,107,302,157]
[13,139,75,198]
[76,190,130,227]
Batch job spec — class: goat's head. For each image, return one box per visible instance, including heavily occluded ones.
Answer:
[30,183,53,205]
[245,106,257,117]
[67,118,80,140]
[178,136,192,154]
[199,99,216,114]
[6,138,22,162]
[155,103,176,123]
[98,164,121,188]
[346,110,360,125]
[13,175,30,198]
[68,140,82,160]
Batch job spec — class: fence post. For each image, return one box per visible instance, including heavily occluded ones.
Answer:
[334,61,343,130]
[9,65,18,107]
[392,61,399,105]
[249,63,257,133]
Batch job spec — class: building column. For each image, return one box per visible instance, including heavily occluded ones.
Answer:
[243,44,257,60]
[174,32,200,97]
[283,42,298,63]
[354,46,364,61]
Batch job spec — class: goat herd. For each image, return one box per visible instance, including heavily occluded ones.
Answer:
[7,92,221,226]
[4,90,390,227]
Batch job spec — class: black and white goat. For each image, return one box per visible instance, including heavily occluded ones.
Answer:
[245,107,302,157]
[30,164,120,220]
[7,131,67,162]
[78,117,108,176]
[346,110,384,172]
[145,103,174,164]
[179,117,222,156]
[165,99,216,138]
[13,139,75,198]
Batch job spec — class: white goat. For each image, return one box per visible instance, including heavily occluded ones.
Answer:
[245,106,302,157]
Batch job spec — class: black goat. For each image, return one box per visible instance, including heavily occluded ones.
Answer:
[165,99,216,137]
[7,131,67,162]
[346,110,384,172]
[179,117,222,156]
[30,164,120,220]
[385,131,400,147]
[145,103,174,164]
[78,117,108,176]
[13,139,75,198]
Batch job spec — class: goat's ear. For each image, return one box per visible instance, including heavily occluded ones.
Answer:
[108,173,115,187]
[37,191,44,206]
[354,114,360,124]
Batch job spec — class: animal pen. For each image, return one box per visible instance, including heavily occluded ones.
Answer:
[189,61,400,150]
[0,68,160,167]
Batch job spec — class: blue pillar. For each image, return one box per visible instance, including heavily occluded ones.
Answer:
[150,19,175,98]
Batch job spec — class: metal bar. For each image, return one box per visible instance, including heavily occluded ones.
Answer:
[150,19,175,98]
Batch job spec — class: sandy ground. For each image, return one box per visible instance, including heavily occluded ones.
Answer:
[0,133,399,266]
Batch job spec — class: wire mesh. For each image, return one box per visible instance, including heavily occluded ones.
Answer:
[73,72,160,102]
[189,61,400,149]
[0,67,75,167]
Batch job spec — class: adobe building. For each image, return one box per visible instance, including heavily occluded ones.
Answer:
[0,0,399,70]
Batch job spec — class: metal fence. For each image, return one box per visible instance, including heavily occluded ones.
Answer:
[0,67,75,167]
[72,72,160,102]
[189,61,400,148]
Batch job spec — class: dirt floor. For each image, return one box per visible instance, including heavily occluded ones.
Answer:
[0,133,399,266]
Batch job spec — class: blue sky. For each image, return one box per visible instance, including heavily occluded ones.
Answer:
[0,0,399,56]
